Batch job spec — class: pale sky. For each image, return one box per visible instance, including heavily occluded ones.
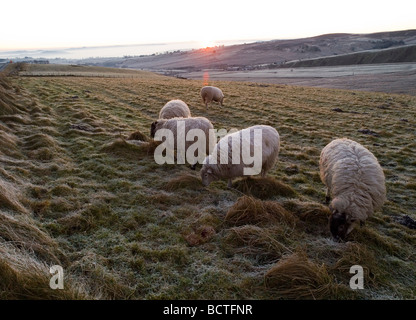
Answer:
[1,0,415,50]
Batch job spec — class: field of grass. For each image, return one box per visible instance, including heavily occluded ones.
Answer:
[0,64,415,299]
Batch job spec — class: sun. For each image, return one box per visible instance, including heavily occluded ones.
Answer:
[199,38,217,49]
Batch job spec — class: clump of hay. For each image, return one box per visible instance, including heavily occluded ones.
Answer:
[232,176,296,199]
[164,174,202,191]
[265,251,341,299]
[127,130,149,142]
[225,195,297,227]
[183,225,216,246]
[224,225,288,263]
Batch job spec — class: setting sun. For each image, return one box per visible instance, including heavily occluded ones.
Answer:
[198,38,217,49]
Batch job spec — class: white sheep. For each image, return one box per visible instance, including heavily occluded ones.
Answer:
[319,138,386,240]
[159,99,191,119]
[200,86,224,109]
[150,116,216,169]
[201,125,280,187]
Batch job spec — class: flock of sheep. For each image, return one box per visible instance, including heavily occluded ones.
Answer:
[149,86,386,241]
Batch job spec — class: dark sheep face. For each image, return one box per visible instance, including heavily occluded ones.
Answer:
[150,121,157,138]
[329,210,350,241]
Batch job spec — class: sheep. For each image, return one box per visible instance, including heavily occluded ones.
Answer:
[150,116,216,169]
[200,86,224,109]
[159,99,191,119]
[319,138,386,240]
[201,125,280,188]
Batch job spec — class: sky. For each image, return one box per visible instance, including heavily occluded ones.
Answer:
[1,0,415,50]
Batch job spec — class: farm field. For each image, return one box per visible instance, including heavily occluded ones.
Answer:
[0,64,415,299]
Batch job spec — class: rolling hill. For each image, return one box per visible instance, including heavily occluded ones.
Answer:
[95,29,416,71]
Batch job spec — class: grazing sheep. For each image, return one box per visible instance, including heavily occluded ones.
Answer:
[200,86,224,109]
[319,138,386,240]
[150,117,216,169]
[201,125,280,187]
[159,99,191,119]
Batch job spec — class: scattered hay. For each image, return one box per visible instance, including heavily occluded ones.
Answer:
[224,225,288,263]
[265,251,341,299]
[164,174,202,191]
[183,225,216,246]
[127,130,149,142]
[225,195,297,227]
[232,176,296,199]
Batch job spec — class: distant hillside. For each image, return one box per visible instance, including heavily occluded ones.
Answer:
[280,45,416,68]
[94,29,416,71]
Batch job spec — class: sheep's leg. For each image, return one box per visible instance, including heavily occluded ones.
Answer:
[325,188,331,204]
[227,179,233,188]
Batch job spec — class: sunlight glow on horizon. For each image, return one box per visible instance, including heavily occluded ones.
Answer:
[1,0,415,51]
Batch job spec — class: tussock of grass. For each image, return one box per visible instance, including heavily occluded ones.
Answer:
[0,178,29,214]
[350,227,402,256]
[232,176,296,199]
[225,195,297,227]
[183,225,216,246]
[283,199,331,234]
[265,251,344,299]
[224,225,288,263]
[102,137,161,158]
[127,130,149,142]
[164,174,202,191]
[0,130,20,157]
[332,242,379,285]
[0,75,24,115]
[0,243,86,299]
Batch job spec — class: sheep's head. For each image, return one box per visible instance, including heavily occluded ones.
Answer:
[329,201,357,241]
[150,121,158,138]
[200,166,217,186]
